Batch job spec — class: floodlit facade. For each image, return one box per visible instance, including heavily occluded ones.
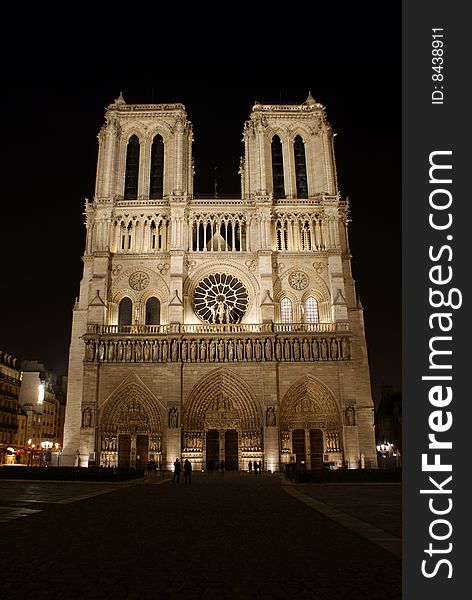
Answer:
[63,92,377,470]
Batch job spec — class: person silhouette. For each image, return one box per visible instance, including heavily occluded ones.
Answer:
[184,459,192,483]
[248,460,253,474]
[172,458,181,484]
[254,461,258,474]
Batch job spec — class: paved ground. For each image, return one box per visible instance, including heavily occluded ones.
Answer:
[0,473,401,599]
[293,483,402,538]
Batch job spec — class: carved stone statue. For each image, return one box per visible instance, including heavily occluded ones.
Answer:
[200,340,207,362]
[207,339,214,361]
[345,405,356,426]
[264,338,272,361]
[82,407,93,428]
[171,339,179,361]
[117,340,124,362]
[302,338,310,361]
[86,341,95,362]
[266,406,276,427]
[284,338,291,361]
[169,407,179,429]
[275,339,282,361]
[255,339,262,361]
[181,341,188,362]
[216,300,226,323]
[246,339,253,361]
[293,339,300,361]
[162,340,168,362]
[236,339,244,361]
[218,339,225,362]
[320,339,328,360]
[190,340,197,362]
[330,338,338,360]
[227,339,234,362]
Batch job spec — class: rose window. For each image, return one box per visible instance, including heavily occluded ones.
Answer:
[193,273,249,324]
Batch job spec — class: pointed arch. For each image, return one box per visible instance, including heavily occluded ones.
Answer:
[304,296,319,323]
[124,134,140,199]
[99,374,164,436]
[145,297,160,325]
[280,375,341,430]
[118,297,132,326]
[294,135,308,198]
[280,297,293,323]
[183,368,262,430]
[271,134,285,198]
[150,134,164,199]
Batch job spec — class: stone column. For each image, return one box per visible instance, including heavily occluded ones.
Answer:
[130,434,137,468]
[219,430,225,464]
[166,428,181,470]
[263,426,279,472]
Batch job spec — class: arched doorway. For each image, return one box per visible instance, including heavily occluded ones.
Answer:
[280,376,342,469]
[98,377,163,469]
[183,368,262,471]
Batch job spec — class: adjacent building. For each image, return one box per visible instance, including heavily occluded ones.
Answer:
[63,92,378,471]
[0,351,22,464]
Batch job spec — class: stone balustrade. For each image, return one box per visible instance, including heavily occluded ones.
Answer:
[86,322,349,335]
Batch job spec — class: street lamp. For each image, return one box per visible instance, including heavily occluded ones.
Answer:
[376,441,393,468]
[41,441,53,467]
[54,442,62,467]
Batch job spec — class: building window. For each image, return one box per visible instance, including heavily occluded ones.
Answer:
[300,221,312,251]
[304,297,319,323]
[145,297,160,325]
[124,135,140,200]
[294,135,308,198]
[271,135,285,199]
[118,297,133,326]
[150,134,164,199]
[280,298,293,323]
[276,220,288,251]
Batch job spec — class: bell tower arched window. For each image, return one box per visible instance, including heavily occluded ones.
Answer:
[124,135,140,200]
[304,297,319,323]
[280,298,293,323]
[145,297,160,325]
[271,135,285,199]
[294,135,308,198]
[150,134,164,199]
[118,297,132,326]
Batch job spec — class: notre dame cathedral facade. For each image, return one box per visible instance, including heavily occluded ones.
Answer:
[62,92,377,471]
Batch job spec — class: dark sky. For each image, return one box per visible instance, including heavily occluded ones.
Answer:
[2,19,400,405]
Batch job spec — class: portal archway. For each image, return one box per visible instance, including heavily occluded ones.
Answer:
[98,376,164,469]
[279,376,342,468]
[182,368,263,471]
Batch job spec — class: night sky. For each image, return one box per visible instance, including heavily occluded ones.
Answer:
[2,20,400,406]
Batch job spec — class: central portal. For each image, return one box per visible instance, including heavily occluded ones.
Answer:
[205,429,239,470]
[206,430,219,470]
[224,429,238,470]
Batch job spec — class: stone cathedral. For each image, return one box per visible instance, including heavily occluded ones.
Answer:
[62,92,377,471]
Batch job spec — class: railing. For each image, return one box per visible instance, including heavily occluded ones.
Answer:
[86,322,349,336]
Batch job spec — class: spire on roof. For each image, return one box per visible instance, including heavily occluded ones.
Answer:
[304,91,316,106]
[114,91,126,105]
